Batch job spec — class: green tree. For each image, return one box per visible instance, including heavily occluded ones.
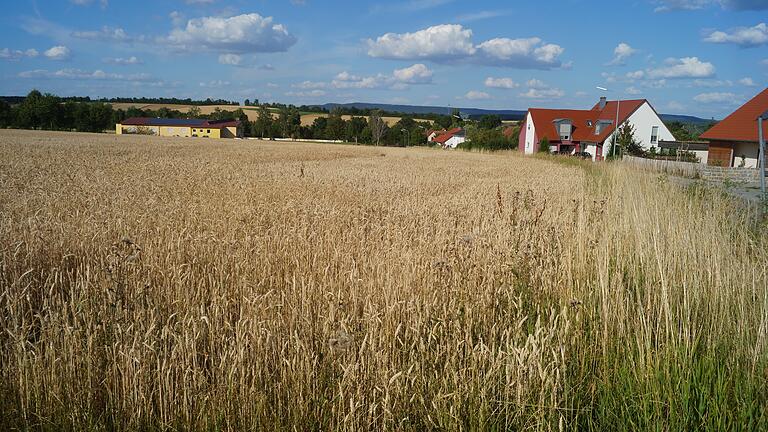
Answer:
[538,137,550,154]
[187,106,202,118]
[616,123,644,156]
[324,112,346,140]
[345,117,367,143]
[478,115,502,130]
[255,106,273,138]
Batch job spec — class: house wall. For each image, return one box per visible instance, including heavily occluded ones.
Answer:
[601,102,675,156]
[221,126,241,138]
[732,142,760,168]
[159,126,192,137]
[118,125,160,135]
[445,135,466,149]
[191,127,221,138]
[522,112,537,155]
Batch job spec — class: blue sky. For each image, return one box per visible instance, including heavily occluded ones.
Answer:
[0,0,766,118]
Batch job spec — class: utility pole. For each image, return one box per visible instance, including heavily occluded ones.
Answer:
[759,111,767,197]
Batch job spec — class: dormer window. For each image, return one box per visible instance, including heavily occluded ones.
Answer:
[559,123,571,141]
[587,120,593,127]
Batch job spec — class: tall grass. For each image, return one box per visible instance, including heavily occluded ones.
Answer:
[0,130,766,430]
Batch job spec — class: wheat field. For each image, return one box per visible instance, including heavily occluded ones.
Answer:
[1,130,766,430]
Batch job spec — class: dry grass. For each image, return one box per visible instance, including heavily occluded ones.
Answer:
[0,130,766,430]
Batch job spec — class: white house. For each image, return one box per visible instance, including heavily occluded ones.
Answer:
[433,128,466,149]
[519,97,674,161]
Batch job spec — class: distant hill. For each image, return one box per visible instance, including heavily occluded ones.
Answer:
[322,102,527,121]
[322,102,712,125]
[658,114,715,125]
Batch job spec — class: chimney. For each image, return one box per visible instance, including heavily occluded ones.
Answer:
[599,96,607,110]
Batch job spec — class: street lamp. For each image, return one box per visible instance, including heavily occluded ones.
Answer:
[596,86,621,159]
[758,110,768,196]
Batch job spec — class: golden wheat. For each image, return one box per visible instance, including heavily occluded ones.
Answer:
[0,129,766,431]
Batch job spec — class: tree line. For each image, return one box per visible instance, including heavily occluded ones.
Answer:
[0,90,519,150]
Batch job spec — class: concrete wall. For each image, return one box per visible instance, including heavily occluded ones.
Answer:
[624,155,762,183]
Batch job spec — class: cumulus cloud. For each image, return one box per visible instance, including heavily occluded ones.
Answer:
[484,77,519,89]
[739,77,756,86]
[104,56,142,65]
[704,23,768,47]
[329,64,434,89]
[292,81,327,89]
[392,63,433,83]
[285,90,326,97]
[692,79,733,87]
[607,42,637,66]
[44,46,71,60]
[166,13,297,54]
[693,92,740,103]
[199,80,230,87]
[218,53,242,65]
[645,57,715,79]
[18,68,153,81]
[463,90,490,100]
[625,86,642,95]
[519,88,565,99]
[519,79,564,99]
[0,48,39,61]
[367,24,564,69]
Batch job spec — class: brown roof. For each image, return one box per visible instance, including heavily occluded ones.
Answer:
[700,88,768,143]
[433,127,464,144]
[120,117,240,129]
[528,99,647,143]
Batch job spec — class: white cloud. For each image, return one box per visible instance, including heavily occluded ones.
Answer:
[738,77,756,86]
[519,88,565,99]
[484,77,519,89]
[166,13,297,54]
[367,24,476,61]
[72,26,134,42]
[463,90,490,100]
[607,42,637,66]
[218,53,242,65]
[692,79,733,87]
[392,63,433,83]
[625,86,642,95]
[43,46,71,61]
[704,23,768,47]
[646,57,715,79]
[199,80,230,87]
[367,24,564,69]
[285,90,326,97]
[666,101,685,112]
[104,56,142,65]
[519,79,564,99]
[626,70,645,80]
[18,68,153,82]
[693,92,739,103]
[170,11,185,27]
[70,0,108,8]
[292,80,327,89]
[0,48,39,60]
[330,64,434,89]
[526,78,548,89]
[653,0,768,11]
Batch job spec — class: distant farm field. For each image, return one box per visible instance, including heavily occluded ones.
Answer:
[108,102,430,126]
[1,130,767,430]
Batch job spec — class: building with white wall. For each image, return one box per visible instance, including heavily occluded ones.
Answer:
[519,98,674,161]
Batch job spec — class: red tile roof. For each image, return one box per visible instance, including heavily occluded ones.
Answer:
[528,99,647,143]
[433,128,464,144]
[700,88,768,143]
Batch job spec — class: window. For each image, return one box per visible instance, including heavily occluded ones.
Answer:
[587,120,593,127]
[559,123,571,141]
[207,129,211,133]
[650,126,659,144]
